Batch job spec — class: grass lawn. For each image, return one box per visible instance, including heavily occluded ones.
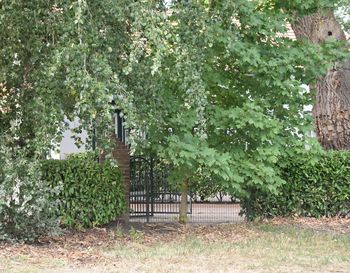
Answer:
[1,218,350,273]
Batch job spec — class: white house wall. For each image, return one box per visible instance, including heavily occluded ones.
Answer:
[59,117,88,159]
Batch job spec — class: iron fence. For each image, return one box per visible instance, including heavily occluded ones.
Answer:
[129,156,243,223]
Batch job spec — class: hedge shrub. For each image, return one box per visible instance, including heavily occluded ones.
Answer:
[242,151,350,219]
[41,153,126,228]
[0,144,59,242]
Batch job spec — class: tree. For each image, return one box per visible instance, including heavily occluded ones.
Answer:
[274,0,350,150]
[1,0,347,231]
[0,0,131,240]
[124,0,344,222]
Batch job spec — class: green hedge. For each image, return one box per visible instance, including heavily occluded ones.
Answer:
[242,151,350,219]
[41,153,126,228]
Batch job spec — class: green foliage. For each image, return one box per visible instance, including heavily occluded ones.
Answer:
[0,140,59,242]
[242,151,350,219]
[0,0,131,160]
[336,0,350,32]
[1,0,349,231]
[125,0,347,196]
[0,1,130,240]
[41,152,126,228]
[271,0,338,14]
[190,175,225,201]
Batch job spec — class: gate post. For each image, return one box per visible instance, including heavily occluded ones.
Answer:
[112,138,130,223]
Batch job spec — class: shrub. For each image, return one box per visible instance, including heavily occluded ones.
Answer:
[242,151,350,219]
[0,144,59,242]
[41,152,126,228]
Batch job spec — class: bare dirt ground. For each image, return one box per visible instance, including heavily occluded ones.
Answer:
[1,217,350,273]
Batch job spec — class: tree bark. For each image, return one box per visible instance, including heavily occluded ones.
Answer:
[179,178,189,224]
[291,10,350,150]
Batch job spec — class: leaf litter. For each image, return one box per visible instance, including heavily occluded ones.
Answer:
[1,217,349,267]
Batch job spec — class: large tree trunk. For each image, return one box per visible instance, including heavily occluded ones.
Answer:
[291,10,350,150]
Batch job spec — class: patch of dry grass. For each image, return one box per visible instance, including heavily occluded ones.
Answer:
[1,220,350,273]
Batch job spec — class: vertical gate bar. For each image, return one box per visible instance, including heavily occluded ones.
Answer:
[146,159,150,223]
[150,157,154,216]
[138,160,141,216]
[129,161,131,217]
[130,157,134,217]
[189,190,192,214]
[135,159,137,216]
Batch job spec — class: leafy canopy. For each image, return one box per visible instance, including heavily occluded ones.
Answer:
[0,0,348,239]
[124,0,347,195]
[0,0,130,240]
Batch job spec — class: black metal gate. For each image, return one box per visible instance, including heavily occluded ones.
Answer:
[129,156,152,220]
[130,156,242,223]
[129,156,192,221]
